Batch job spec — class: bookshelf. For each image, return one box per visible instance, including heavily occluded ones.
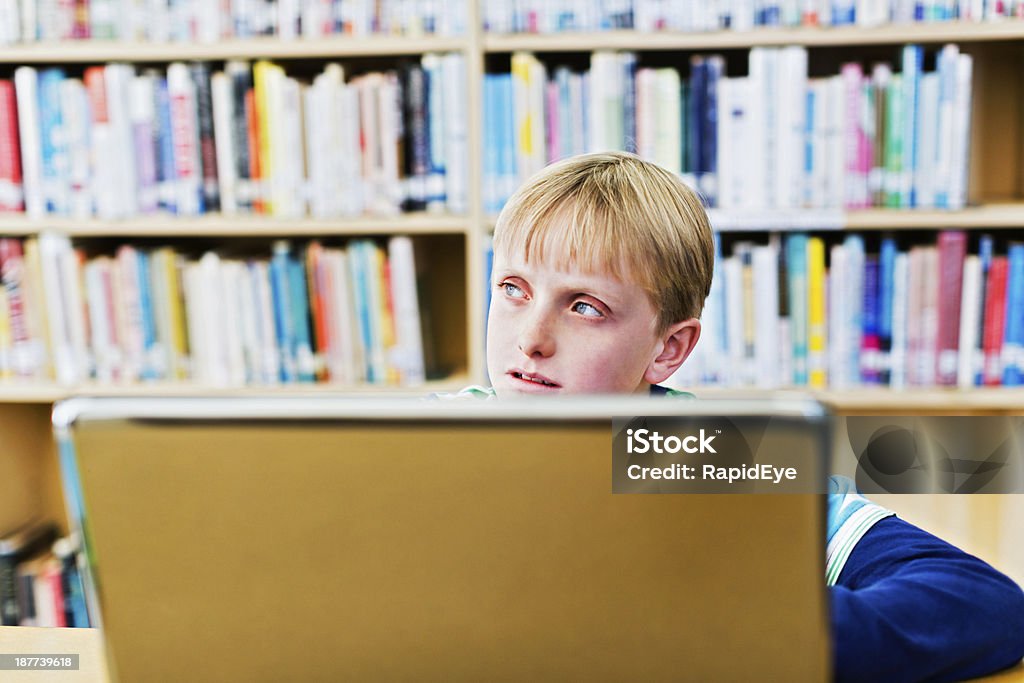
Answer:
[2,4,1024,545]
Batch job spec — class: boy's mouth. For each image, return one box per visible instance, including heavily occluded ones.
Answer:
[508,370,560,389]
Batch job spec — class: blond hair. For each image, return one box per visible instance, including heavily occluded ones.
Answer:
[493,151,715,331]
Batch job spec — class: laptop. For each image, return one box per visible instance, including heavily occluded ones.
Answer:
[53,395,830,682]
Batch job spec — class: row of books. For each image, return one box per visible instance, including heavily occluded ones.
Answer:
[484,44,972,213]
[0,56,468,220]
[0,233,431,387]
[0,0,464,45]
[483,0,1024,33]
[0,519,89,628]
[671,231,1024,389]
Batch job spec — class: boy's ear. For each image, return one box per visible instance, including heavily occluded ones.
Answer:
[644,319,701,385]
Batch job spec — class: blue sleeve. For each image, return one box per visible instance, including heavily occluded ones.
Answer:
[831,516,1024,683]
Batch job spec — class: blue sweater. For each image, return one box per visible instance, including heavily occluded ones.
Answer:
[832,515,1024,682]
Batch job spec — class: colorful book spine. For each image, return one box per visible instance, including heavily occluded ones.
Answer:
[935,230,967,385]
[1002,243,1024,386]
[807,236,827,387]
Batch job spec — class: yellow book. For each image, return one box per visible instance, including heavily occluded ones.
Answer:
[377,245,399,384]
[511,52,534,164]
[807,237,827,388]
[0,284,11,378]
[253,60,277,215]
[155,247,189,379]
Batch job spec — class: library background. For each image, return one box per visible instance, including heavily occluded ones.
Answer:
[0,0,1022,635]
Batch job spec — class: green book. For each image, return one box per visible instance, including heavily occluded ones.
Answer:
[884,74,903,208]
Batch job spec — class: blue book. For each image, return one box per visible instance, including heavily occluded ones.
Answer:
[136,250,159,380]
[482,75,498,214]
[702,56,724,208]
[975,235,994,385]
[901,45,923,208]
[688,57,706,196]
[707,232,728,384]
[622,53,637,154]
[347,241,375,383]
[862,257,881,384]
[493,74,512,210]
[555,66,572,161]
[934,45,958,208]
[270,242,297,383]
[804,88,816,207]
[424,57,446,208]
[155,78,178,214]
[878,237,897,385]
[38,68,68,215]
[287,252,315,382]
[786,234,809,386]
[844,234,866,384]
[1002,243,1024,386]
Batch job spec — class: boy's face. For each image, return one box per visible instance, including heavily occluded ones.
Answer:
[487,246,680,396]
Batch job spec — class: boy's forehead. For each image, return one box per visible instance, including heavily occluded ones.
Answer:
[494,240,634,283]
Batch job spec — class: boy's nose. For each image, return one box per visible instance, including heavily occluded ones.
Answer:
[517,311,556,359]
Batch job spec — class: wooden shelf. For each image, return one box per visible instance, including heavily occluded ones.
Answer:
[0,35,469,63]
[0,213,471,237]
[484,22,1024,52]
[684,386,1024,412]
[0,375,471,403]
[844,204,1024,229]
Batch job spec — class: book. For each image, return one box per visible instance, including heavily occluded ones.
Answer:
[0,519,57,626]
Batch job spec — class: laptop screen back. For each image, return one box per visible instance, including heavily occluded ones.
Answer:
[54,396,830,682]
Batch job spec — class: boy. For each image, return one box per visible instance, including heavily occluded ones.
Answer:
[450,151,1024,681]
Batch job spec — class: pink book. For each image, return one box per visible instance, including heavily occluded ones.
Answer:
[546,81,559,164]
[935,231,967,385]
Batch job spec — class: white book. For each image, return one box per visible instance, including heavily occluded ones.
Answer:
[379,73,404,213]
[325,248,359,384]
[166,63,202,216]
[197,251,230,386]
[635,68,656,164]
[304,74,333,218]
[934,44,958,208]
[220,260,248,386]
[277,0,300,38]
[841,63,867,208]
[58,78,92,219]
[235,259,260,383]
[197,0,221,41]
[19,0,35,41]
[441,53,468,214]
[14,67,44,218]
[129,74,159,214]
[749,48,777,208]
[716,77,742,210]
[587,51,611,153]
[825,75,845,210]
[338,78,364,217]
[723,256,745,386]
[114,246,145,381]
[808,79,828,209]
[745,51,770,209]
[211,71,238,214]
[568,71,586,157]
[278,76,306,218]
[356,74,385,214]
[916,72,939,209]
[37,233,85,383]
[653,68,682,176]
[957,255,982,389]
[182,262,206,383]
[828,244,848,388]
[0,0,19,44]
[949,53,973,210]
[104,64,139,219]
[251,261,281,384]
[84,260,116,384]
[387,236,425,385]
[753,244,780,388]
[776,46,807,209]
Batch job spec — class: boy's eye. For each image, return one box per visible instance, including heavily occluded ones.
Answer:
[500,282,526,299]
[572,301,603,317]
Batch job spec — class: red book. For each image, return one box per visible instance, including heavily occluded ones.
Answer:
[982,256,1009,386]
[305,242,329,381]
[935,230,967,385]
[244,89,262,214]
[0,80,23,212]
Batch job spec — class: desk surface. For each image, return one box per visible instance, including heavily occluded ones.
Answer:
[0,627,1020,682]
